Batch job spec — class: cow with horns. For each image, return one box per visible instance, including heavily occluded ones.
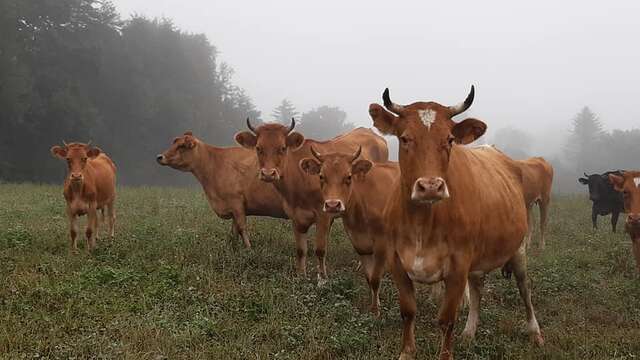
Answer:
[299,145,400,314]
[235,119,388,282]
[369,86,543,359]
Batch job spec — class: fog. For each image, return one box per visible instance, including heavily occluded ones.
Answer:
[113,0,640,157]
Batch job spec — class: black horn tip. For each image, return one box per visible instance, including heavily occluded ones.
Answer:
[465,85,475,106]
[288,118,296,132]
[246,117,256,132]
[382,88,391,107]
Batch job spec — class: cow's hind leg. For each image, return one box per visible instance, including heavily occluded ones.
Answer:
[86,207,98,253]
[508,243,544,345]
[361,254,384,317]
[314,215,333,285]
[539,196,550,249]
[391,254,417,360]
[233,210,251,248]
[106,201,115,238]
[461,272,485,341]
[592,206,598,230]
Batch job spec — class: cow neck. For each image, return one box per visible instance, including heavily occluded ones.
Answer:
[190,143,223,192]
[274,147,311,203]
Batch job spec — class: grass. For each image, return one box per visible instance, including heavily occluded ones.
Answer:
[0,183,639,359]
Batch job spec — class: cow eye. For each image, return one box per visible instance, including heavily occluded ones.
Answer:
[345,175,352,184]
[256,147,264,155]
[447,135,455,145]
[81,157,87,162]
[400,135,412,147]
[279,146,286,154]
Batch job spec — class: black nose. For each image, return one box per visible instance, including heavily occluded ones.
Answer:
[156,154,164,163]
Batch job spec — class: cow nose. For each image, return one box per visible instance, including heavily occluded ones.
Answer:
[70,173,83,181]
[259,168,279,181]
[628,213,640,225]
[412,177,449,203]
[156,154,165,164]
[323,199,344,213]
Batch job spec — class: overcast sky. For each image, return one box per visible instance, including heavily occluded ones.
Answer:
[111,0,640,154]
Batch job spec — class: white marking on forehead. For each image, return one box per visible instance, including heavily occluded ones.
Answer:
[417,109,436,129]
[634,177,640,187]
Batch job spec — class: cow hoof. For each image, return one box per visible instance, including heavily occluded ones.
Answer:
[461,330,476,343]
[317,274,328,287]
[530,332,544,346]
[370,307,381,318]
[398,352,416,360]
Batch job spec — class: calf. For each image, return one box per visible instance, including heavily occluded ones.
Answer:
[300,146,399,314]
[516,157,554,249]
[235,119,388,282]
[51,142,116,253]
[579,171,624,232]
[157,132,287,248]
[608,171,640,272]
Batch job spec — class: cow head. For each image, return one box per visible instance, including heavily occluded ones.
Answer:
[579,172,616,202]
[609,171,640,233]
[235,118,304,182]
[299,146,372,214]
[368,86,485,205]
[156,131,199,171]
[50,141,101,185]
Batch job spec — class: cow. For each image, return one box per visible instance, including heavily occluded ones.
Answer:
[156,131,287,248]
[235,120,388,282]
[50,142,116,253]
[608,171,640,272]
[516,157,554,249]
[299,146,399,314]
[578,171,624,232]
[369,86,543,360]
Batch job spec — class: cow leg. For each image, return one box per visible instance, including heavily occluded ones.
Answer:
[234,211,251,248]
[86,207,98,253]
[314,215,333,284]
[293,223,308,277]
[525,204,534,249]
[361,254,383,317]
[461,272,485,341]
[592,206,598,230]
[611,211,620,233]
[437,270,468,360]
[539,197,550,249]
[632,238,640,273]
[508,244,544,346]
[107,201,115,238]
[391,254,417,360]
[67,209,79,254]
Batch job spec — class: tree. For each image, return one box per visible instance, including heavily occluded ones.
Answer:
[491,127,533,160]
[564,106,605,172]
[298,106,354,141]
[271,99,298,124]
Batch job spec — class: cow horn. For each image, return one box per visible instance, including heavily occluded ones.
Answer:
[382,88,405,115]
[62,140,68,147]
[86,140,92,147]
[287,118,296,133]
[584,172,589,177]
[310,145,323,162]
[351,146,362,162]
[448,85,475,117]
[246,117,256,134]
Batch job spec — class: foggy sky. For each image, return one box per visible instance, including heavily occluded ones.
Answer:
[111,0,640,155]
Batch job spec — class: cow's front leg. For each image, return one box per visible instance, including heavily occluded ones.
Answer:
[437,269,468,360]
[86,206,98,252]
[391,253,417,360]
[314,214,333,285]
[67,208,78,254]
[591,206,598,230]
[611,211,620,233]
[293,222,308,277]
[461,272,485,341]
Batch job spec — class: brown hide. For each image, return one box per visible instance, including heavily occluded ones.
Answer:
[516,156,554,249]
[609,170,640,272]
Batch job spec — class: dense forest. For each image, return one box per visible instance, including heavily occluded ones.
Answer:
[0,0,261,185]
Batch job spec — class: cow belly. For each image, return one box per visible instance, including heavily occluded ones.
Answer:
[399,248,445,284]
[345,228,374,256]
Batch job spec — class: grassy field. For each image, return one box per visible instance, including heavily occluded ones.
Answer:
[1,183,639,360]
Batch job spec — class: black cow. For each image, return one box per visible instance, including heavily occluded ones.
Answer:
[578,171,625,232]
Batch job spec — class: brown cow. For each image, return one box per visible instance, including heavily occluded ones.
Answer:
[235,120,388,282]
[608,170,640,272]
[300,146,399,314]
[516,157,554,249]
[369,87,543,360]
[51,142,116,253]
[156,132,287,247]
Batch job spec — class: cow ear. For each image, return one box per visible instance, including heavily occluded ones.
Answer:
[183,135,196,149]
[87,147,102,158]
[286,132,305,149]
[51,146,67,159]
[235,131,257,148]
[351,159,373,176]
[608,174,625,192]
[299,158,321,175]
[369,104,398,135]
[183,131,193,136]
[578,177,589,185]
[452,118,487,145]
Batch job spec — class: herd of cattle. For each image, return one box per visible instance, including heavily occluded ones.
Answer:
[49,87,640,360]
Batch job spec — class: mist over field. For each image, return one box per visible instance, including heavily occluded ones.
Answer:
[2,0,639,189]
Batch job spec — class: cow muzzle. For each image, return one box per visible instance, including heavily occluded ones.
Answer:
[323,199,345,214]
[156,154,166,165]
[259,168,280,182]
[70,173,83,182]
[411,177,449,204]
[628,213,640,227]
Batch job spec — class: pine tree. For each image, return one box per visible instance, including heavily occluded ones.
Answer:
[565,106,605,171]
[271,99,299,124]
